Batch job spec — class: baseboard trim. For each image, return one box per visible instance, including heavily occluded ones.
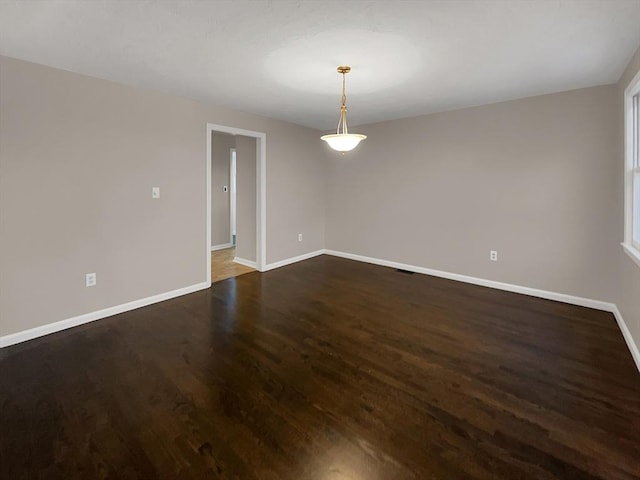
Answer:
[324,249,640,370]
[611,306,640,373]
[211,243,233,252]
[323,249,615,311]
[233,257,257,269]
[4,249,637,373]
[0,281,211,349]
[263,250,325,272]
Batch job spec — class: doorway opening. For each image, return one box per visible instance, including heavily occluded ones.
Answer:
[206,123,266,285]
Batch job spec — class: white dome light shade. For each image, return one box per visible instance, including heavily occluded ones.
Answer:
[321,133,367,152]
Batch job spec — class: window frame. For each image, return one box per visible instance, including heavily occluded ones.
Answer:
[623,69,640,267]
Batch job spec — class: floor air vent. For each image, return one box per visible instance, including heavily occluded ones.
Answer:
[396,269,415,275]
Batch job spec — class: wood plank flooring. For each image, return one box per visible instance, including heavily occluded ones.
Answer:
[1,255,639,479]
[212,247,255,283]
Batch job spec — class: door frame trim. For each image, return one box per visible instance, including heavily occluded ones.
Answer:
[206,123,266,284]
[229,147,237,246]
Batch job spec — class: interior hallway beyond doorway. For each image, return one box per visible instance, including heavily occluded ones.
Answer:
[211,247,256,283]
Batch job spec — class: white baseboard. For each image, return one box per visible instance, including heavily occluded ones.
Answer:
[262,249,325,271]
[323,249,614,311]
[4,248,638,374]
[211,243,233,252]
[0,281,211,349]
[611,306,640,373]
[233,257,257,269]
[0,247,323,348]
[324,249,640,372]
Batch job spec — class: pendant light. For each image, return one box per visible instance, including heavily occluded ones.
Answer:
[321,66,367,152]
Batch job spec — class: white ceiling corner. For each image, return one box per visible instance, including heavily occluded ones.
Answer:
[1,0,639,130]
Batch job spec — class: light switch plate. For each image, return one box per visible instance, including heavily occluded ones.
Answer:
[86,272,96,287]
[152,187,160,198]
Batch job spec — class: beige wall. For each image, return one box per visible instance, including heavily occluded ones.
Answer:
[326,85,619,303]
[235,135,257,262]
[616,44,640,358]
[2,49,637,352]
[211,132,235,247]
[0,55,327,338]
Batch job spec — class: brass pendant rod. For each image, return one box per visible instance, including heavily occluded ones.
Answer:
[336,67,350,135]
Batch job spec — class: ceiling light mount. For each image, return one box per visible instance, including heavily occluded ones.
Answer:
[321,65,366,153]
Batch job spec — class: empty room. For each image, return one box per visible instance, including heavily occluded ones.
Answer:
[1,1,640,479]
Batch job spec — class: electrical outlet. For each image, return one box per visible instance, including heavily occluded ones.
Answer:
[152,187,160,198]
[490,250,498,261]
[298,233,303,242]
[86,272,97,287]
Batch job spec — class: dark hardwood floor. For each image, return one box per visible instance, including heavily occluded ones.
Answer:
[1,255,639,479]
